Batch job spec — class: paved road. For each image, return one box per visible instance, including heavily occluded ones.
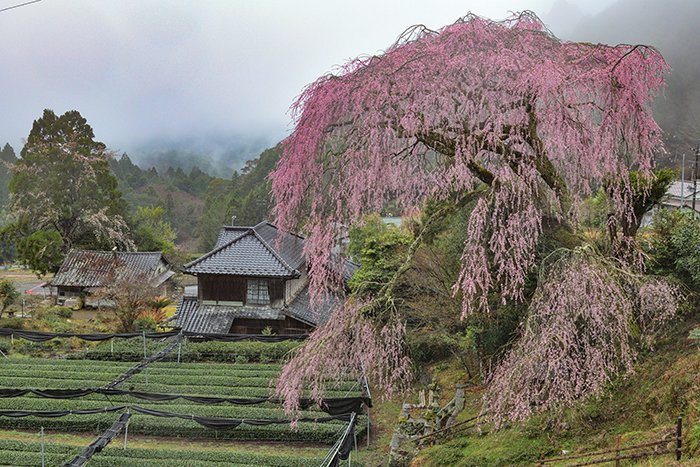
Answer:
[16,281,51,296]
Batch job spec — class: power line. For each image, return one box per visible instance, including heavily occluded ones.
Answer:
[0,0,42,14]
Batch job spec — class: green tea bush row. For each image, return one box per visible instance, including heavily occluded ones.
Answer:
[0,368,279,388]
[68,339,300,363]
[0,375,354,398]
[3,359,282,378]
[5,357,283,371]
[0,397,331,420]
[0,439,326,466]
[0,413,353,443]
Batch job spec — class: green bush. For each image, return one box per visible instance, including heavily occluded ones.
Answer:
[134,316,158,332]
[0,316,26,329]
[0,439,329,466]
[0,337,10,355]
[48,305,73,319]
[69,339,300,363]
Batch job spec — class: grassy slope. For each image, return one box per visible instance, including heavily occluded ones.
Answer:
[407,312,700,466]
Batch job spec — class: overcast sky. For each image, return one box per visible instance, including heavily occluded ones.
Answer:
[0,0,617,153]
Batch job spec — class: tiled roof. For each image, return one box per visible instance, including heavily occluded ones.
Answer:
[253,222,306,270]
[174,284,341,332]
[190,221,358,282]
[215,227,249,249]
[213,221,306,270]
[665,181,700,201]
[174,296,284,334]
[184,230,299,277]
[284,287,339,327]
[51,251,170,288]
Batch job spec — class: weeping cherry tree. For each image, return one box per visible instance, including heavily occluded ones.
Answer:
[271,12,678,422]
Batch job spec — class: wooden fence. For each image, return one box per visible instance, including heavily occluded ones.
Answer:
[413,413,684,465]
[537,417,683,466]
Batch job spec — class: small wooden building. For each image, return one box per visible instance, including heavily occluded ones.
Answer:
[51,250,174,307]
[175,221,354,334]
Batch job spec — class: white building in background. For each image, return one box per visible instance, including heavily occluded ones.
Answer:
[661,180,700,213]
[641,180,700,227]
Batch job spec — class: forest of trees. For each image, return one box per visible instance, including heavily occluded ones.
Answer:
[0,110,280,269]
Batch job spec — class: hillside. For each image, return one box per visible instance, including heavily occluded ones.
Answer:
[126,134,276,179]
[109,145,282,252]
[409,312,700,465]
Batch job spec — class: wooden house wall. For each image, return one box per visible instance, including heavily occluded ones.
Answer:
[199,275,286,304]
[198,275,246,302]
[284,267,308,302]
[269,279,284,302]
[57,286,84,298]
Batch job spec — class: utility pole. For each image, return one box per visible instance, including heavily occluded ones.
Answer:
[693,145,699,213]
[681,153,686,208]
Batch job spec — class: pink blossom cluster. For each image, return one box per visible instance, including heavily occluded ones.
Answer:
[274,300,412,414]
[271,12,667,312]
[484,251,678,425]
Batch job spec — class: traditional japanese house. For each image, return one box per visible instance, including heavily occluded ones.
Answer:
[175,221,355,334]
[51,250,174,306]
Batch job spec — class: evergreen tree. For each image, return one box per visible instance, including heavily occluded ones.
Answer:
[6,109,133,271]
[131,206,176,254]
[0,143,17,209]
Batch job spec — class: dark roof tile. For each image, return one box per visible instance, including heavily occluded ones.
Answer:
[184,230,298,277]
[51,251,170,288]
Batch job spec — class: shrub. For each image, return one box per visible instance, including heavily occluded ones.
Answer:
[48,305,73,319]
[134,316,158,332]
[70,339,300,363]
[0,316,25,329]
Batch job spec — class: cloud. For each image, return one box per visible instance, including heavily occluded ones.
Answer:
[0,0,616,152]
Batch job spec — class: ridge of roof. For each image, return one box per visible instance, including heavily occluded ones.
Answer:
[184,228,299,277]
[253,220,306,242]
[187,221,306,274]
[249,229,299,276]
[183,230,250,269]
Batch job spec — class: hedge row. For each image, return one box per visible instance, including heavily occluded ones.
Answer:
[0,439,328,466]
[67,340,301,364]
[4,358,283,371]
[3,359,283,378]
[0,369,280,389]
[0,376,355,398]
[0,413,353,443]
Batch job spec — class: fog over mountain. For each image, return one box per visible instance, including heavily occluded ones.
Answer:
[547,0,700,171]
[543,0,589,37]
[125,133,277,178]
[2,0,619,175]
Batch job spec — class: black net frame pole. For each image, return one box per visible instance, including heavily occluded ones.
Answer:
[103,333,183,390]
[62,411,132,467]
[321,412,357,467]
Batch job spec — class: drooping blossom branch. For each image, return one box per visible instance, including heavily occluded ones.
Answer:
[484,249,679,425]
[275,300,412,414]
[271,11,668,313]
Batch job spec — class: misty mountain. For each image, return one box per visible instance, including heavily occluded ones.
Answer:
[125,133,279,178]
[543,0,589,38]
[564,0,700,168]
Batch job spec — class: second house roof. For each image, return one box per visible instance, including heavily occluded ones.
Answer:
[184,221,302,278]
